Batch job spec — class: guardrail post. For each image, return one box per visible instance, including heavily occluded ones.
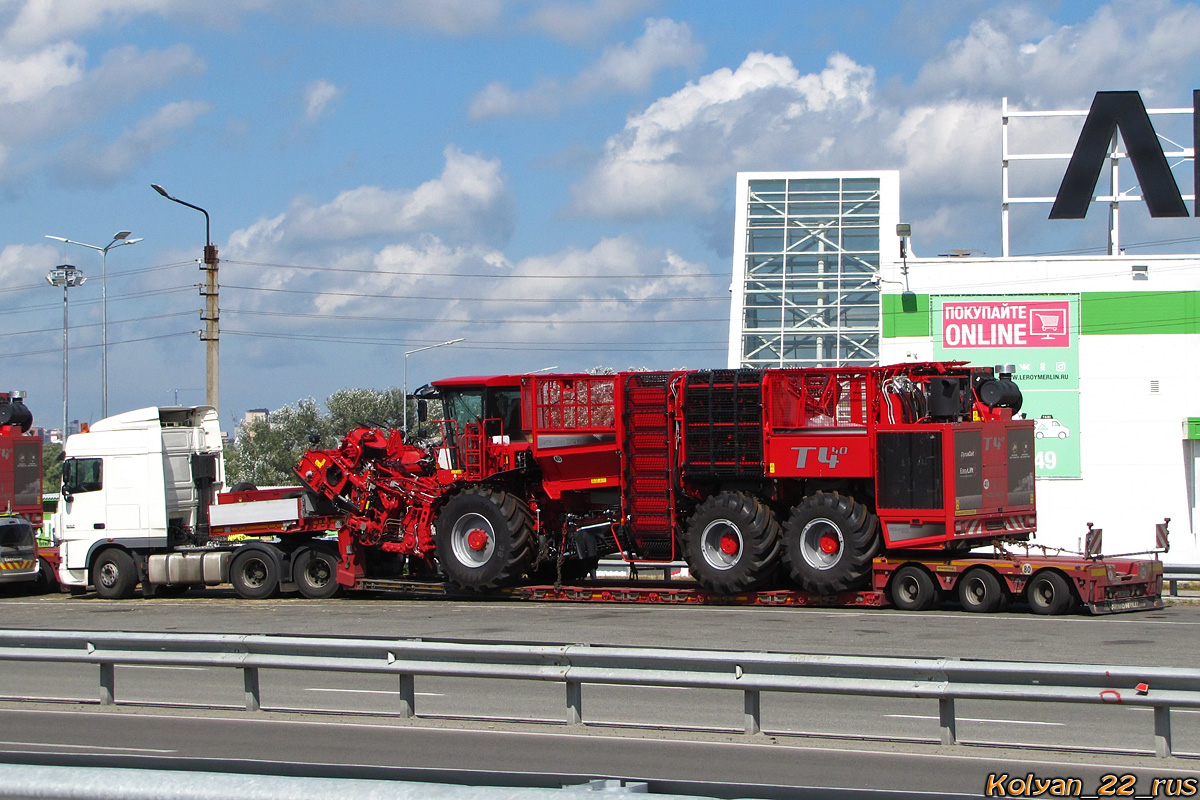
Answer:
[99,663,114,706]
[744,689,761,735]
[938,697,957,745]
[1154,706,1172,758]
[243,666,261,712]
[566,680,582,725]
[399,674,415,718]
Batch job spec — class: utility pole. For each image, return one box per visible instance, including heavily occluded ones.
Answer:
[152,185,219,412]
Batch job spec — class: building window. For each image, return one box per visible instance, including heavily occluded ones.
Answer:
[735,175,882,369]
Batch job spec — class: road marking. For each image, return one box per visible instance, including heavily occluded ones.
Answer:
[306,688,443,697]
[885,714,1064,727]
[0,739,176,753]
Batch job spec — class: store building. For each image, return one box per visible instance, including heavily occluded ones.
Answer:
[728,104,1199,563]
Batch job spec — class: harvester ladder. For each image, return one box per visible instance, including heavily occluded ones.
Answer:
[620,372,675,560]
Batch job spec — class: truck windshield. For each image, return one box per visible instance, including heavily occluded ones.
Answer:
[62,457,103,495]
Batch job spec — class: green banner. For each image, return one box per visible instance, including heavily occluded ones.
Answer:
[933,294,1080,478]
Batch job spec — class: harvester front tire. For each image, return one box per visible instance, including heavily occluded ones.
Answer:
[683,492,781,595]
[782,492,881,594]
[91,549,138,600]
[435,487,533,592]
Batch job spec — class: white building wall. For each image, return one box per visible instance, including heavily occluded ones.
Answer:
[879,254,1200,565]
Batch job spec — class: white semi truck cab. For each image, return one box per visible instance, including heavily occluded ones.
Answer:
[56,406,224,594]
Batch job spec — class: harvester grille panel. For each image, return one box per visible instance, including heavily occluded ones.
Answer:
[681,370,765,479]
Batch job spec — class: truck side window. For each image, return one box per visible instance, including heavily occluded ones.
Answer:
[62,457,103,495]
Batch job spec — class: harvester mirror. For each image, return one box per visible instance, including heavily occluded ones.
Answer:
[417,399,428,423]
[308,431,321,445]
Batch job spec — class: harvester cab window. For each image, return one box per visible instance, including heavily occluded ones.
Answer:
[442,389,484,443]
[62,457,103,496]
[487,389,522,439]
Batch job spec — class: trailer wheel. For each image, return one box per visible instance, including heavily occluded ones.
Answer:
[890,564,940,611]
[435,487,533,591]
[1027,570,1077,615]
[293,548,341,599]
[230,550,280,599]
[782,492,881,594]
[683,492,780,594]
[91,549,138,600]
[957,568,1008,613]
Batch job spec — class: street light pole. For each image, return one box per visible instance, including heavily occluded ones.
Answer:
[151,184,219,412]
[46,264,86,440]
[403,338,464,436]
[45,231,142,418]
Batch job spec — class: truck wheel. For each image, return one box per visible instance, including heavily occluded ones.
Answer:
[889,565,940,611]
[91,549,138,600]
[684,492,780,595]
[293,548,341,599]
[230,550,280,599]
[435,487,533,591]
[1027,570,1077,615]
[957,568,1008,613]
[782,492,880,594]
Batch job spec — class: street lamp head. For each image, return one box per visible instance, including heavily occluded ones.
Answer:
[44,235,69,244]
[47,264,85,288]
[151,184,170,199]
[113,231,131,241]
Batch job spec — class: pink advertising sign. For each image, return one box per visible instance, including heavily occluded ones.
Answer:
[941,300,1070,349]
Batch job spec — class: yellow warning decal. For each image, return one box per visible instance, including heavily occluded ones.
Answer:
[590,478,608,485]
[769,463,775,474]
[0,560,34,570]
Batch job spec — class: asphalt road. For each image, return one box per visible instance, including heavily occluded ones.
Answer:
[0,589,1194,666]
[0,591,1195,796]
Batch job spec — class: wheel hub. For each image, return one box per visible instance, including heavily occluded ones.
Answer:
[719,533,740,556]
[818,533,839,555]
[467,528,490,552]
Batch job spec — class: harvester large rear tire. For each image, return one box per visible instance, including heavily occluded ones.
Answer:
[782,492,881,594]
[683,492,781,595]
[435,487,533,592]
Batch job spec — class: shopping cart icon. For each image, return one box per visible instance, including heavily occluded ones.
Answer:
[1031,309,1065,339]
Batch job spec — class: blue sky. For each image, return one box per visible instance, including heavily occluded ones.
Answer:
[4,0,1200,431]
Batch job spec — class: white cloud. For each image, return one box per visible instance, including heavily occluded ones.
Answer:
[226,145,517,274]
[524,0,659,43]
[469,17,703,120]
[0,243,66,286]
[55,100,212,187]
[571,51,875,219]
[0,41,85,103]
[304,79,342,121]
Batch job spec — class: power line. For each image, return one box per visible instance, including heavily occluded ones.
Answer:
[223,284,726,303]
[0,330,195,359]
[224,329,725,352]
[225,308,729,325]
[0,310,196,339]
[223,259,728,280]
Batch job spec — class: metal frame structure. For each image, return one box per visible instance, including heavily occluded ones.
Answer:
[729,171,899,370]
[1001,97,1196,257]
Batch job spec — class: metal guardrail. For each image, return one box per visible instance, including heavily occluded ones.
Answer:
[1165,566,1200,596]
[0,630,1195,759]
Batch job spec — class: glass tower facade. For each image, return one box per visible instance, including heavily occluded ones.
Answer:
[728,171,899,369]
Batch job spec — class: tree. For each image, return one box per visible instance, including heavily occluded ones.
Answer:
[225,387,432,486]
[42,443,62,494]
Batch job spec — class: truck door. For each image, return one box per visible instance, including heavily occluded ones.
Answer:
[58,456,105,570]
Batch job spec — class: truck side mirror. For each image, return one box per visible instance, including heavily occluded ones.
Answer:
[417,399,428,423]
